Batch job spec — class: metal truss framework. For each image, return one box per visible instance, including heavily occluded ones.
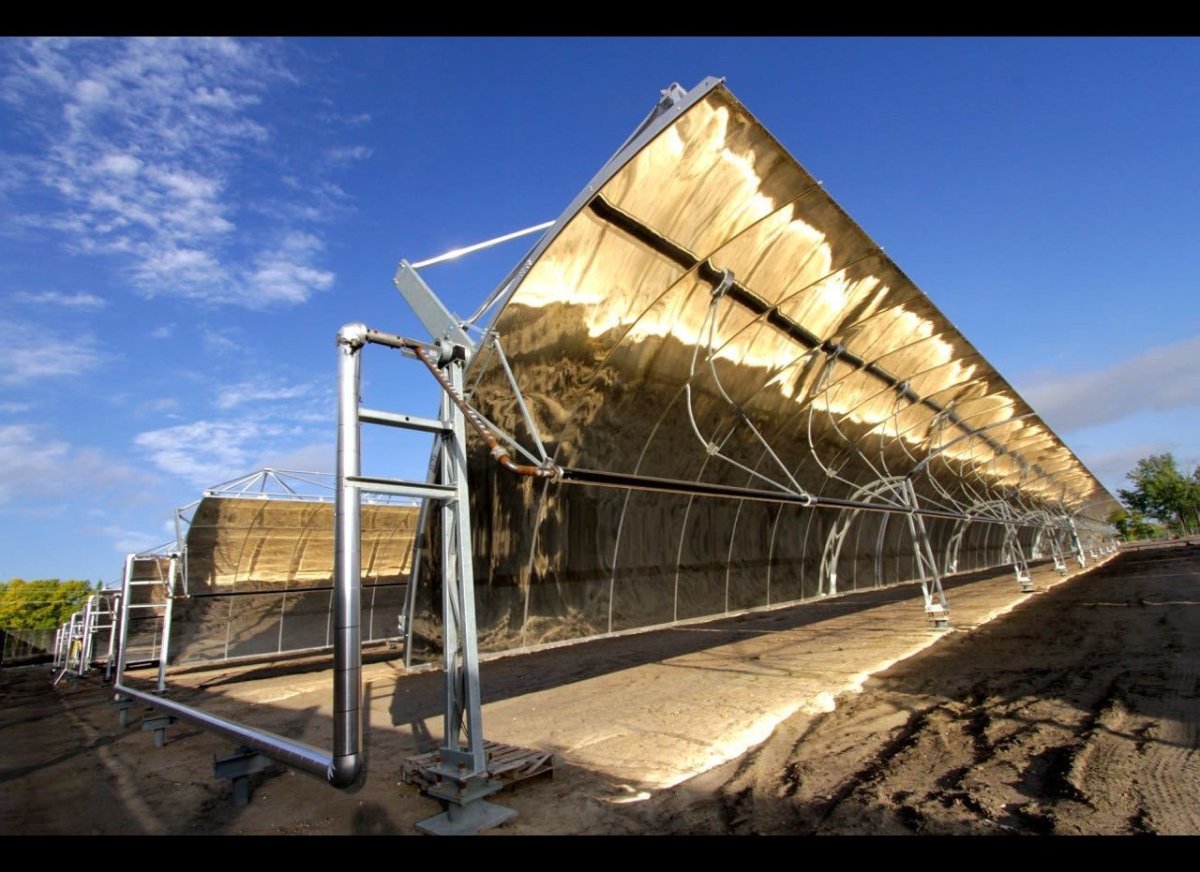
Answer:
[333,320,521,834]
[52,590,121,682]
[107,470,423,801]
[440,75,1122,659]
[162,469,418,668]
[102,76,1125,836]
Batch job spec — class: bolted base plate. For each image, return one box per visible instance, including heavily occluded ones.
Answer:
[416,799,517,836]
[925,603,950,630]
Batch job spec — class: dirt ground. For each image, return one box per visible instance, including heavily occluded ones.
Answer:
[2,542,1197,835]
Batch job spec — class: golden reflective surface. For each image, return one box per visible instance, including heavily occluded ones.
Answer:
[185,497,418,592]
[168,497,417,665]
[412,83,1117,657]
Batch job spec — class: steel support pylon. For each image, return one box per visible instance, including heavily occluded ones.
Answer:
[902,479,950,628]
[416,355,515,835]
[1051,525,1069,575]
[1000,505,1035,593]
[332,324,514,834]
[1068,515,1086,568]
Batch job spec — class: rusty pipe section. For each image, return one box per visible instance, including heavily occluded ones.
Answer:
[408,341,560,480]
[345,325,558,481]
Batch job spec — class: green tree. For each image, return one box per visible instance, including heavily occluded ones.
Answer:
[0,579,99,629]
[1106,507,1159,541]
[1118,453,1200,536]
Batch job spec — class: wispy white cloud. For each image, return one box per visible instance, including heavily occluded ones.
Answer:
[266,178,352,224]
[134,418,317,486]
[1019,333,1200,433]
[245,231,334,304]
[0,401,31,413]
[150,324,173,339]
[0,318,102,384]
[1,38,341,308]
[201,325,241,356]
[135,367,332,486]
[102,525,163,554]
[140,397,180,417]
[319,110,371,126]
[0,423,144,503]
[327,144,372,163]
[12,290,106,309]
[215,377,312,410]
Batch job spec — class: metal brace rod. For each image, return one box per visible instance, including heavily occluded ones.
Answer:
[491,335,550,464]
[109,331,370,789]
[410,222,554,270]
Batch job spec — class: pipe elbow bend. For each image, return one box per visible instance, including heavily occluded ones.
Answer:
[337,323,368,349]
[327,754,362,788]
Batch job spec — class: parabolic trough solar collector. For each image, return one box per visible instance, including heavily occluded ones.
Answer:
[408,77,1117,658]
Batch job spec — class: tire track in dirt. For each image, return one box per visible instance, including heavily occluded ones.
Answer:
[1131,665,1200,833]
[626,545,1200,835]
[55,686,167,834]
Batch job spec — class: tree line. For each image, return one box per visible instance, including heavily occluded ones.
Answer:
[0,579,100,629]
[1108,453,1200,541]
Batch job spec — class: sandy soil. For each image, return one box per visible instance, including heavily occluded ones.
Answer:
[1,543,1196,835]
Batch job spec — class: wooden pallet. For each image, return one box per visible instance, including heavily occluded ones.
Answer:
[402,740,553,791]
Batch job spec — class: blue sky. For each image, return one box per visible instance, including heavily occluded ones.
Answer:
[1,37,1197,583]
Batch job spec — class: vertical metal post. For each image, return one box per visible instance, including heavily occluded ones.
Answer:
[1001,505,1034,592]
[1068,516,1086,568]
[85,603,95,672]
[903,479,949,627]
[331,328,364,785]
[401,491,431,669]
[438,385,462,755]
[114,554,135,707]
[104,593,118,681]
[441,358,487,775]
[68,611,83,676]
[874,513,889,589]
[157,557,177,694]
[80,597,94,674]
[1048,525,1068,575]
[417,347,515,836]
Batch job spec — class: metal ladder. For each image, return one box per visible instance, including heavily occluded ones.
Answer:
[117,554,179,694]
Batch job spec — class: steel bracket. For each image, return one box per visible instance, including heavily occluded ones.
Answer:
[394,260,475,356]
[142,714,177,748]
[110,697,136,729]
[214,746,273,807]
[416,771,516,836]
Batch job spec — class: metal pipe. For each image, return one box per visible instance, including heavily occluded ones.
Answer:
[412,345,558,479]
[112,682,334,776]
[114,554,134,683]
[109,330,369,789]
[157,557,176,693]
[330,323,365,786]
[556,465,1015,525]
